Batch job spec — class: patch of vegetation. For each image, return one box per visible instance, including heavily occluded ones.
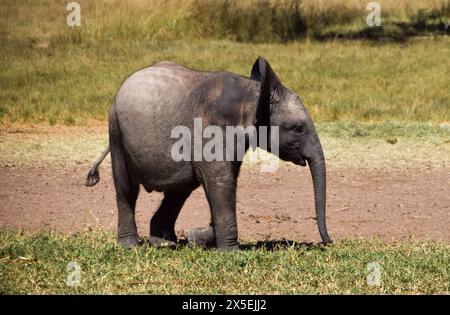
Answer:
[1,38,450,125]
[317,122,450,139]
[1,1,449,125]
[190,0,450,42]
[2,0,449,43]
[0,230,449,294]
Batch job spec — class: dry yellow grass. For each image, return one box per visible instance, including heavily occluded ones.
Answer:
[2,0,449,42]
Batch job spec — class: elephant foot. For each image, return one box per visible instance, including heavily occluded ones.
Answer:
[185,226,215,247]
[149,236,177,249]
[118,235,143,249]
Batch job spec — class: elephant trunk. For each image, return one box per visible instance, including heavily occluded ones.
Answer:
[307,147,331,244]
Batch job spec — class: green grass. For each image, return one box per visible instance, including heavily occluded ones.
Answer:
[318,121,450,138]
[1,38,450,125]
[0,230,449,294]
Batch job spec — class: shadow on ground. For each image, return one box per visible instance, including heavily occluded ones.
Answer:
[239,240,327,251]
[139,238,327,251]
[314,22,450,42]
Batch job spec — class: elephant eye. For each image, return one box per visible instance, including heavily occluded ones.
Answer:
[295,123,305,134]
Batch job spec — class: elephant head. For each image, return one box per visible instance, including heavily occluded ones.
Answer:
[251,57,331,244]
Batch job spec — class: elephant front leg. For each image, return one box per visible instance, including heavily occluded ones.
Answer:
[202,175,239,251]
[212,206,238,251]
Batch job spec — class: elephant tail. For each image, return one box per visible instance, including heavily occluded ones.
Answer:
[85,144,110,187]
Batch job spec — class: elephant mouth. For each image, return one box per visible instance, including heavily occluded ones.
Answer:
[296,156,307,167]
[293,150,307,167]
[281,147,307,166]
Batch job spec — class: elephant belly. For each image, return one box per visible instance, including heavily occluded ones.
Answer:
[136,163,198,193]
[113,62,201,192]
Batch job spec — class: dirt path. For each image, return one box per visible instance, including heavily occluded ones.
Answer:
[1,164,449,243]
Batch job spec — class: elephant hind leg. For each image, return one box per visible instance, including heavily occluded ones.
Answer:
[150,190,191,246]
[110,111,140,248]
[111,155,140,248]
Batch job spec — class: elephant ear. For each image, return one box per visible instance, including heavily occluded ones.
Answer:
[250,57,281,127]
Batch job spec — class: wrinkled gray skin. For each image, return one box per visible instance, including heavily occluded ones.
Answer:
[86,57,331,250]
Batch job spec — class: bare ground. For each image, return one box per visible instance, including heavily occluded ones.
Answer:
[1,163,449,243]
[0,125,449,243]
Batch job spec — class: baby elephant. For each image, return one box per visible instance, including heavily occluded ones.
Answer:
[86,57,331,251]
